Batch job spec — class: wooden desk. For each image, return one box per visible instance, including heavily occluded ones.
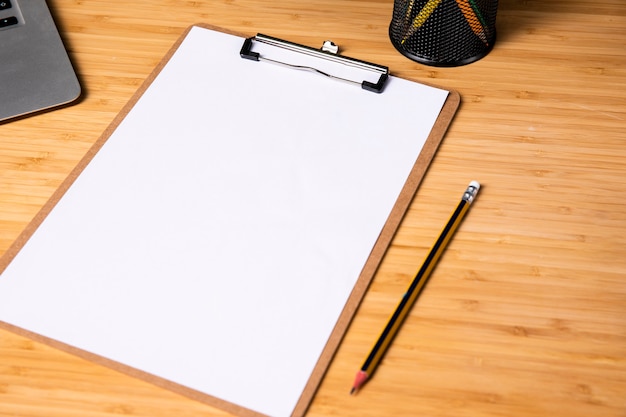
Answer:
[1,0,624,416]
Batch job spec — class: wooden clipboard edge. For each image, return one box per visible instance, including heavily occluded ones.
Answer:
[292,88,460,417]
[0,23,460,417]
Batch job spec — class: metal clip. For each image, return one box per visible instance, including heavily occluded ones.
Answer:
[321,40,339,54]
[240,34,389,93]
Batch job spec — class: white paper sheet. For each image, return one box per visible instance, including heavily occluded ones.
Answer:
[0,27,448,417]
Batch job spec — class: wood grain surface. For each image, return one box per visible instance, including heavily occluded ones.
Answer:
[1,0,625,416]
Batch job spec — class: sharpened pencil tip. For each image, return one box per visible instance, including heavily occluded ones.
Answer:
[351,370,368,394]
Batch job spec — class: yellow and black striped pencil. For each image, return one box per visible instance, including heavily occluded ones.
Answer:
[351,181,481,394]
[401,0,443,43]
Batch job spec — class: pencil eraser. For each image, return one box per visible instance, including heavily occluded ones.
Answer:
[469,180,481,190]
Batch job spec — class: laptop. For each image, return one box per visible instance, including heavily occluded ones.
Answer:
[1,0,81,122]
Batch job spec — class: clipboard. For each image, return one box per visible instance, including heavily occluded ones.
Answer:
[0,24,459,417]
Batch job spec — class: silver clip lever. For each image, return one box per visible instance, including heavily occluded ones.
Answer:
[240,34,389,93]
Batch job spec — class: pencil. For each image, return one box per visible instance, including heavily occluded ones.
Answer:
[350,181,481,394]
[403,0,417,29]
[454,0,490,45]
[401,0,443,44]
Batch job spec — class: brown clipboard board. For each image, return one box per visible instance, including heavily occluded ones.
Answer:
[0,24,460,417]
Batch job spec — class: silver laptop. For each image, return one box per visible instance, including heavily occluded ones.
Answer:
[0,0,81,122]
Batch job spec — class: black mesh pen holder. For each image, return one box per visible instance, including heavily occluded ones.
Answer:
[389,0,498,67]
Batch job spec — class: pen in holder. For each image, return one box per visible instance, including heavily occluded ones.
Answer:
[389,0,498,67]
